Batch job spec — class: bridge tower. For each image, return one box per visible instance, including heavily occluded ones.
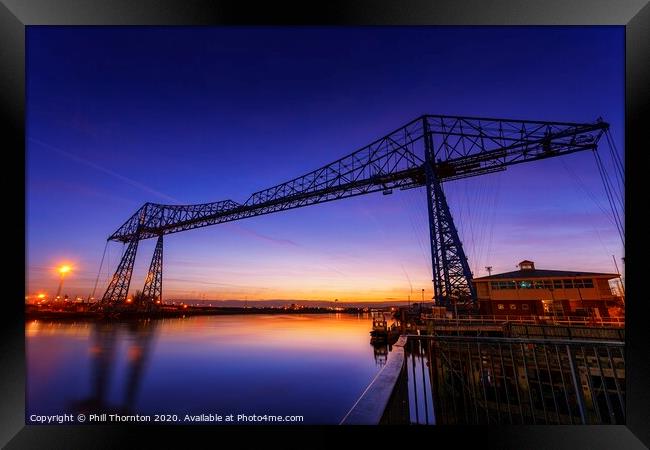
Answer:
[423,118,476,308]
[141,235,164,311]
[96,204,165,311]
[97,237,139,309]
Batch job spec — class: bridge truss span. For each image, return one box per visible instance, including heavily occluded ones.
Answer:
[96,114,609,310]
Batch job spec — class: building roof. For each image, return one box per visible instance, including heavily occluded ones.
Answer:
[473,268,619,281]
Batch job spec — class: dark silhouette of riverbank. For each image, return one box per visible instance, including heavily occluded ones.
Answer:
[25,304,372,321]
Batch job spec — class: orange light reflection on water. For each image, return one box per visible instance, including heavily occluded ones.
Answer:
[25,313,381,424]
[152,313,373,354]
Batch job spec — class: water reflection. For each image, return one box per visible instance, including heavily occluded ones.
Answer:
[372,343,389,368]
[71,320,158,415]
[27,314,380,424]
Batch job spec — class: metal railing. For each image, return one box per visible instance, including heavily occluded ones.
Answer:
[507,323,625,341]
[404,335,625,425]
[422,314,625,328]
[342,331,625,425]
[340,336,409,425]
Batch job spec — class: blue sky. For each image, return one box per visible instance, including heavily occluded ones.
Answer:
[26,26,624,301]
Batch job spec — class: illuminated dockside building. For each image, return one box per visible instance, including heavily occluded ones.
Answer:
[472,260,623,318]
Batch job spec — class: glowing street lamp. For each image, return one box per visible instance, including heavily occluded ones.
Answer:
[55,265,72,301]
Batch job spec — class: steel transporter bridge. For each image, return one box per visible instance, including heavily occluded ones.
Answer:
[93,114,613,312]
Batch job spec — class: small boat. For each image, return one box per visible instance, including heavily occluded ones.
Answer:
[369,311,400,344]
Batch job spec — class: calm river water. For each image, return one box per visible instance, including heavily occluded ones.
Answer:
[26,313,384,424]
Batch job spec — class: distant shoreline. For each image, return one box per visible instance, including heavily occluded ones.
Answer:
[24,306,375,322]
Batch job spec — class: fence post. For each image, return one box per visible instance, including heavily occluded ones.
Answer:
[566,344,587,424]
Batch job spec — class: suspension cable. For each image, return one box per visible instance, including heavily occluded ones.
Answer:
[593,150,625,246]
[603,134,625,210]
[477,175,497,276]
[483,172,502,275]
[559,158,615,257]
[404,188,432,273]
[90,240,109,301]
[559,158,617,229]
[594,149,623,214]
[604,128,625,186]
[604,129,625,216]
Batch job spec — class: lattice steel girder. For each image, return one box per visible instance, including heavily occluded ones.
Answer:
[108,114,608,242]
[141,235,163,310]
[424,118,477,306]
[98,237,139,306]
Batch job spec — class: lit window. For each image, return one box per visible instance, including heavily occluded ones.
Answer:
[519,280,532,289]
[491,281,517,290]
[497,304,505,310]
[510,304,517,310]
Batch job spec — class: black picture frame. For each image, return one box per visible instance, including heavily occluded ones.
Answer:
[3,1,648,448]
